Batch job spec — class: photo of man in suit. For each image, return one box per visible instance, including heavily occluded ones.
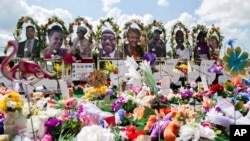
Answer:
[99,29,120,59]
[17,25,40,59]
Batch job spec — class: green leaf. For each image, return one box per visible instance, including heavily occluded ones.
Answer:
[223,81,234,91]
[235,100,244,110]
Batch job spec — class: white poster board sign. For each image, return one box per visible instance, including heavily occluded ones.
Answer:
[188,60,216,85]
[110,60,128,86]
[26,79,69,98]
[161,75,171,96]
[71,63,94,81]
[161,59,181,83]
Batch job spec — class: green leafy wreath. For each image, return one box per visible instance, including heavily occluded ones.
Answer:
[207,24,224,50]
[13,16,43,53]
[145,20,167,43]
[95,17,122,54]
[68,16,95,44]
[169,21,190,58]
[122,19,146,52]
[191,24,208,47]
[40,16,70,50]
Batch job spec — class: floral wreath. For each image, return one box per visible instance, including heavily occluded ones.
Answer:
[169,21,190,58]
[207,24,224,50]
[68,17,95,44]
[145,20,167,43]
[40,16,70,50]
[122,19,146,51]
[94,17,122,53]
[191,24,208,48]
[13,16,43,54]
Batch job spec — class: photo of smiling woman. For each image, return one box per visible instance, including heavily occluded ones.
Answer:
[99,29,120,59]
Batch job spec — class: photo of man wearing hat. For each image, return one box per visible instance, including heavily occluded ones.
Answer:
[99,29,120,59]
[71,26,92,58]
[148,29,166,58]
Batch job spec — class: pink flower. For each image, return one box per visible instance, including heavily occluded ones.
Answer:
[41,134,53,141]
[66,98,77,108]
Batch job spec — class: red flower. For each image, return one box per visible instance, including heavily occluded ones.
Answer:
[124,125,145,140]
[209,84,224,96]
[63,53,76,64]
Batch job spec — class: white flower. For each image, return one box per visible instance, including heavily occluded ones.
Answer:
[199,125,216,140]
[124,56,138,69]
[7,101,17,109]
[76,125,115,141]
[178,123,200,141]
[22,103,31,117]
[125,66,142,87]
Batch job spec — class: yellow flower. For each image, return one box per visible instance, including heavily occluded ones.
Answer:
[96,85,108,94]
[84,92,93,100]
[105,61,117,73]
[0,98,7,113]
[54,63,62,72]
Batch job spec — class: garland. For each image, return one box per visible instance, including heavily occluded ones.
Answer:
[169,21,190,58]
[207,24,224,49]
[13,16,43,55]
[145,20,167,43]
[68,17,95,44]
[123,19,146,51]
[40,16,70,50]
[95,17,122,54]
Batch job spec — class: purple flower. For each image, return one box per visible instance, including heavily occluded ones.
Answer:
[181,90,193,99]
[45,118,62,127]
[110,97,125,112]
[45,118,63,133]
[143,52,157,66]
[160,96,168,104]
[208,64,223,75]
[106,89,113,96]
[215,106,221,112]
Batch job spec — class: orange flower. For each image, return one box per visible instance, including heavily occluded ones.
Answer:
[231,76,242,86]
[133,106,145,120]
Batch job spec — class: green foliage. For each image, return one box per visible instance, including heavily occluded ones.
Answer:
[121,99,137,113]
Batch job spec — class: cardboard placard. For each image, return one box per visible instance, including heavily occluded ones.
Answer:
[71,63,94,81]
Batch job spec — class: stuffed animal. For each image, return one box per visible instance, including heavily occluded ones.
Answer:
[163,120,179,141]
[144,115,157,131]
